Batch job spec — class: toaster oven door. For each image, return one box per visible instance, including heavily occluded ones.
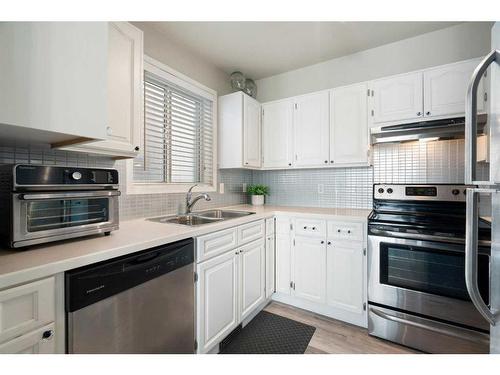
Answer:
[11,191,119,247]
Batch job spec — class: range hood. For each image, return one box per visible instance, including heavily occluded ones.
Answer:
[370,114,487,144]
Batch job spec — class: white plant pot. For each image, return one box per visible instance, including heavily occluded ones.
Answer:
[250,195,265,206]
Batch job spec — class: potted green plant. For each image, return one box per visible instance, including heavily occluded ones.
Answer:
[246,184,269,206]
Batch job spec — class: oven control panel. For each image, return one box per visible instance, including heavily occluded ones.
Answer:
[374,184,468,201]
[14,165,119,188]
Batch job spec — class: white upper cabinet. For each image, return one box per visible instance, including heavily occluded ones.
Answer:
[423,58,485,118]
[293,91,330,167]
[371,72,424,124]
[329,83,369,165]
[243,94,262,168]
[262,100,294,168]
[0,22,108,145]
[57,22,144,158]
[218,91,261,169]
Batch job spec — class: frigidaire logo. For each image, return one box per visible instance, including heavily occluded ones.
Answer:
[86,285,105,294]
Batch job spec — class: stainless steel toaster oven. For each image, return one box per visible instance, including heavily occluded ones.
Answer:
[0,164,120,248]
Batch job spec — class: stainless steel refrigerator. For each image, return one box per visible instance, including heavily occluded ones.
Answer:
[465,21,500,354]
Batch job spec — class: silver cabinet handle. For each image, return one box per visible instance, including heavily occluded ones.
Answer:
[466,49,500,184]
[465,187,498,325]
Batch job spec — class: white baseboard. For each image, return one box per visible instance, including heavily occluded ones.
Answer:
[271,293,367,328]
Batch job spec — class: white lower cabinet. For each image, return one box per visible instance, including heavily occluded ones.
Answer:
[0,323,56,354]
[196,220,267,353]
[326,240,365,319]
[196,250,239,354]
[273,215,367,328]
[265,233,275,299]
[292,236,326,304]
[0,276,62,354]
[275,232,292,295]
[240,241,266,320]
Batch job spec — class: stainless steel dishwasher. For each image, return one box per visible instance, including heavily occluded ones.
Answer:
[65,238,195,353]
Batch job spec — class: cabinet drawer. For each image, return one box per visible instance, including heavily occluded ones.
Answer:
[238,220,265,245]
[294,218,326,237]
[196,227,238,263]
[0,277,55,344]
[0,323,55,354]
[265,218,275,235]
[328,221,364,241]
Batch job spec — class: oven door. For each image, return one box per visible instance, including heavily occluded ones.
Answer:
[368,234,490,331]
[11,191,120,247]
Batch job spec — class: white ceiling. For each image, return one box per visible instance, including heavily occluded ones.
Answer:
[148,22,462,80]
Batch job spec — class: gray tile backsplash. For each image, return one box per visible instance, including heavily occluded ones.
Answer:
[0,138,491,220]
[252,167,373,209]
[253,139,490,210]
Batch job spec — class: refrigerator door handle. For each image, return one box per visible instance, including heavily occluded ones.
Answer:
[465,49,500,185]
[465,187,499,325]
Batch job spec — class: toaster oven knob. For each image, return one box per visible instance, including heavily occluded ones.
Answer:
[71,171,82,181]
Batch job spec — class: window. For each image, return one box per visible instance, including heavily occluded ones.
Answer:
[129,57,216,194]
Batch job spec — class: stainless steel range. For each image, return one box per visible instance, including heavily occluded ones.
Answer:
[367,183,491,353]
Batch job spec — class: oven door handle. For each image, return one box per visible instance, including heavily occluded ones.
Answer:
[370,307,489,344]
[18,191,121,200]
[465,187,498,326]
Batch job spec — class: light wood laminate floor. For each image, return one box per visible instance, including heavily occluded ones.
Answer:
[264,301,419,354]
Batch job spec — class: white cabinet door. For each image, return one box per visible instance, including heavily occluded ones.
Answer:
[372,72,423,124]
[330,84,369,165]
[262,100,294,168]
[326,241,364,314]
[292,236,326,304]
[218,92,244,168]
[0,323,56,354]
[197,251,239,353]
[0,277,55,344]
[59,22,143,158]
[275,233,292,295]
[265,234,275,299]
[239,240,266,320]
[423,59,485,118]
[0,22,108,144]
[243,94,262,168]
[293,91,330,167]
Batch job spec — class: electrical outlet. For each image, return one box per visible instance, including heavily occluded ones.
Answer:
[219,182,224,194]
[242,183,247,193]
[318,184,324,194]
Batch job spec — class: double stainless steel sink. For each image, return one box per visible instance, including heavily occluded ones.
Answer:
[147,209,255,226]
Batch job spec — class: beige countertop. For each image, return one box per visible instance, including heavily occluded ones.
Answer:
[0,204,370,289]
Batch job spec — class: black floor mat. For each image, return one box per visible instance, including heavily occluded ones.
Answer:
[220,310,316,354]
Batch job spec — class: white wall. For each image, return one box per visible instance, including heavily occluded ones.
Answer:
[256,22,493,102]
[132,22,232,95]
